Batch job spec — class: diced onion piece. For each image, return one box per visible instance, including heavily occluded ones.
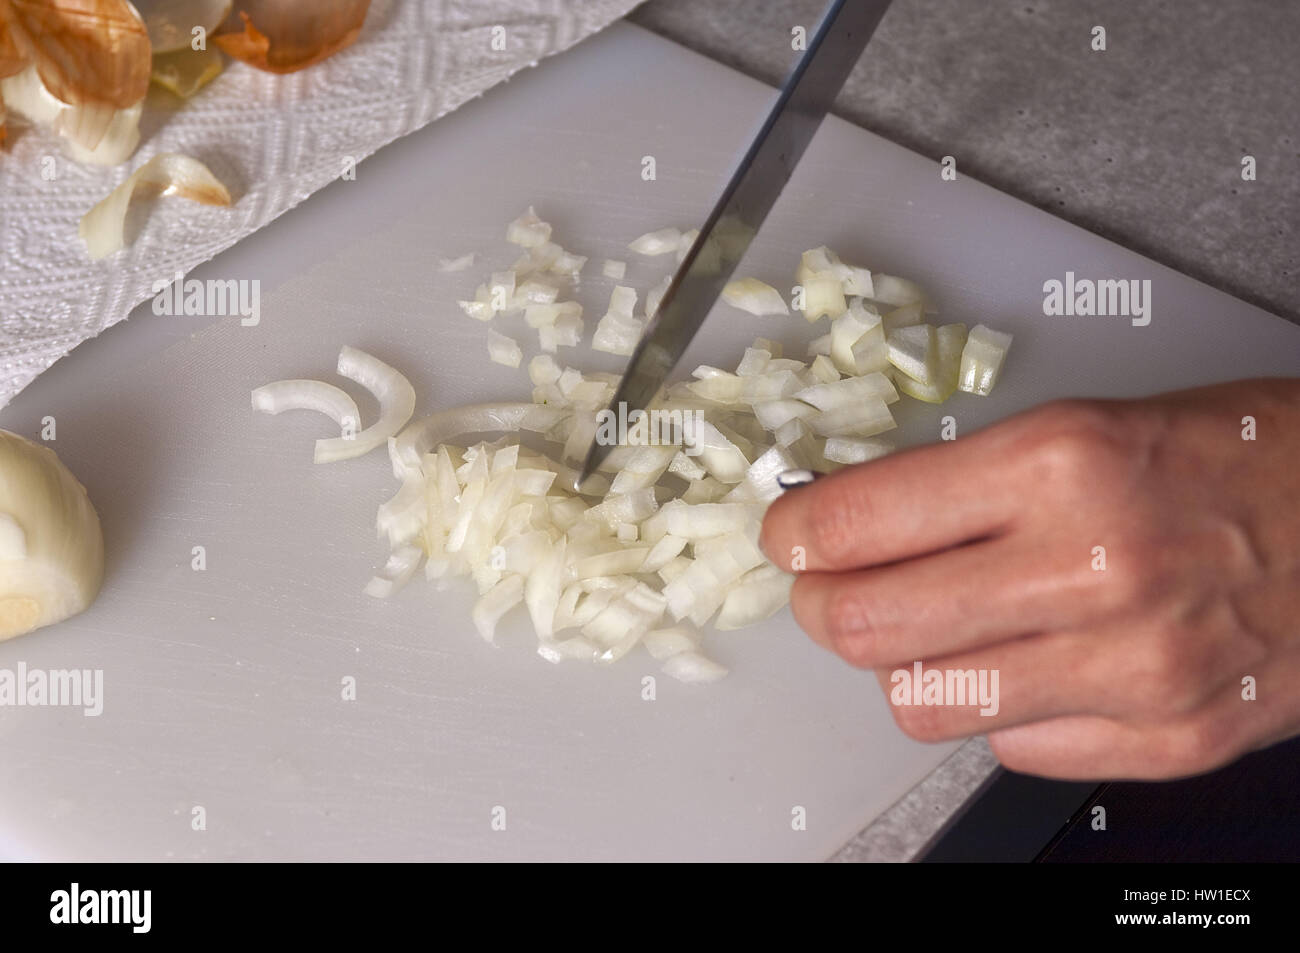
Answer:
[457,284,495,321]
[886,324,939,385]
[722,278,789,316]
[313,347,416,463]
[592,285,643,355]
[958,324,1014,396]
[550,250,587,277]
[601,259,626,279]
[664,503,751,539]
[715,565,793,629]
[472,574,524,642]
[800,276,846,321]
[646,274,671,318]
[487,329,522,368]
[682,420,750,483]
[506,206,551,247]
[663,650,728,684]
[439,253,475,272]
[806,333,832,357]
[795,371,898,410]
[735,347,771,376]
[528,355,562,386]
[809,354,839,384]
[364,545,422,598]
[870,273,927,308]
[511,278,559,309]
[537,636,597,664]
[808,397,896,437]
[823,436,895,465]
[667,451,706,481]
[643,626,699,660]
[883,301,924,332]
[722,446,799,503]
[797,246,874,298]
[895,323,967,403]
[79,152,230,259]
[830,301,883,374]
[628,227,682,256]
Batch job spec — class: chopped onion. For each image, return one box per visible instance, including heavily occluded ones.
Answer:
[800,276,846,321]
[79,152,231,259]
[715,565,793,629]
[886,324,939,385]
[722,277,789,316]
[312,347,416,463]
[646,274,671,319]
[958,324,1014,396]
[258,211,1021,686]
[628,227,683,256]
[472,574,524,642]
[643,626,699,660]
[895,323,967,403]
[506,206,551,247]
[823,436,894,465]
[439,253,475,272]
[601,259,626,279]
[251,379,361,459]
[662,651,728,683]
[364,545,422,598]
[487,329,522,368]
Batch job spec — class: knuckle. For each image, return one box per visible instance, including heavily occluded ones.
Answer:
[890,699,952,742]
[824,590,879,668]
[1122,627,1208,718]
[808,481,872,565]
[1022,400,1132,489]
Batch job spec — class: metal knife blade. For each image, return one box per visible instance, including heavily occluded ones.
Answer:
[576,0,894,488]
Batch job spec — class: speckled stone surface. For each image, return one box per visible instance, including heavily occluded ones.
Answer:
[631,0,1300,324]
[629,0,1300,861]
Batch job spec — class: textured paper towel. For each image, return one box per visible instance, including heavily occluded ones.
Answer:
[0,0,640,408]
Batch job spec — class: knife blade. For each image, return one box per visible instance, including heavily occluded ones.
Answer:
[576,0,894,488]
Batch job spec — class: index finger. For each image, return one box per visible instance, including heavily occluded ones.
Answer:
[759,423,1025,572]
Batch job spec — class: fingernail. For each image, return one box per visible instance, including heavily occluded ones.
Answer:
[776,468,821,490]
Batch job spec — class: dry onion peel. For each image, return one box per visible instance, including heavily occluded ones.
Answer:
[1,0,150,108]
[79,152,230,259]
[213,0,370,74]
[135,0,232,53]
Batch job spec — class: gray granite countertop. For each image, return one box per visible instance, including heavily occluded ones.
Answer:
[628,0,1300,861]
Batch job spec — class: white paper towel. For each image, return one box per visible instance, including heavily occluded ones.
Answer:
[0,0,641,408]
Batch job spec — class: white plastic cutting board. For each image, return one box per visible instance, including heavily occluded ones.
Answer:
[1,23,1297,862]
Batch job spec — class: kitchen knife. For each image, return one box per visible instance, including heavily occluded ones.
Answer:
[576,0,894,488]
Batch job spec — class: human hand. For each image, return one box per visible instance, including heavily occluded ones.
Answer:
[759,378,1300,779]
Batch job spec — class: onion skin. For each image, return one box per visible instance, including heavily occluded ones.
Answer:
[0,0,150,109]
[214,0,370,73]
